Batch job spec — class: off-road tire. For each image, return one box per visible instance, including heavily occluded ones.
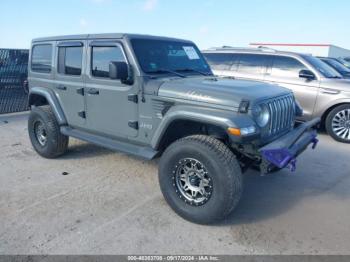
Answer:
[158,135,243,224]
[28,105,69,158]
[325,104,350,143]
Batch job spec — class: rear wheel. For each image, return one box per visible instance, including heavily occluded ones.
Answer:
[28,105,69,158]
[158,135,243,224]
[326,104,350,143]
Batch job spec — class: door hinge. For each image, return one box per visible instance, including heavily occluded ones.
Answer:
[77,88,84,96]
[128,94,138,103]
[128,121,138,130]
[78,111,86,119]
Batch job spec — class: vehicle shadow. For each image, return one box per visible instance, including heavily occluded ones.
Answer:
[220,136,350,225]
[60,141,115,160]
[54,132,350,226]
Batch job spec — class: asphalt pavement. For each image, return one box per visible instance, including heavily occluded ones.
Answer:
[1,112,350,255]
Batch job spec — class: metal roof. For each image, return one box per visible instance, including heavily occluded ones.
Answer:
[32,33,193,43]
[202,46,310,57]
[250,43,332,47]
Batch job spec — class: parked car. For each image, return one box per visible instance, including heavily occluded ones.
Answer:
[337,57,350,70]
[203,47,350,143]
[27,34,319,224]
[344,57,350,63]
[318,57,350,79]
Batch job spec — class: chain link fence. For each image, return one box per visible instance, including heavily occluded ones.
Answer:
[0,48,29,114]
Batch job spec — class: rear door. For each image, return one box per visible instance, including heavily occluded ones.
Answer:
[233,54,270,81]
[54,41,86,128]
[84,40,139,138]
[203,53,235,76]
[264,55,319,120]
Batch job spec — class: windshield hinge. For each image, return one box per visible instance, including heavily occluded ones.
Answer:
[128,94,138,103]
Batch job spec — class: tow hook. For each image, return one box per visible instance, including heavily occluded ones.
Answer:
[287,158,297,172]
[311,136,319,149]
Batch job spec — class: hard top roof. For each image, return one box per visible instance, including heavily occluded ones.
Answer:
[32,33,193,44]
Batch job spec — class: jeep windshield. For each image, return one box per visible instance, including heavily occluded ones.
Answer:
[130,38,212,76]
[302,55,342,79]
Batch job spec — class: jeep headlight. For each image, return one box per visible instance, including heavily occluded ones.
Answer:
[254,104,270,127]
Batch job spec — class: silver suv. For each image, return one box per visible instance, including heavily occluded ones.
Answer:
[203,47,350,143]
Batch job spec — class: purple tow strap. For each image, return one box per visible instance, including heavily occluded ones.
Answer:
[261,132,319,172]
[260,148,294,169]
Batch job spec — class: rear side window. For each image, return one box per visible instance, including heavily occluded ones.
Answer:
[204,53,234,70]
[31,44,52,73]
[91,46,125,78]
[271,56,308,78]
[237,54,269,75]
[58,46,83,76]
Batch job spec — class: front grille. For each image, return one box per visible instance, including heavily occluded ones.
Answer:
[266,94,295,136]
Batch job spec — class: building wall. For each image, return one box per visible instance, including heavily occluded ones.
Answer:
[328,46,350,58]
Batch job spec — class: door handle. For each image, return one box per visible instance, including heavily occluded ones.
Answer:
[87,88,100,95]
[320,88,340,95]
[56,85,67,90]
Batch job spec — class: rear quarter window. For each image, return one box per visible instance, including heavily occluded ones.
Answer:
[31,44,52,73]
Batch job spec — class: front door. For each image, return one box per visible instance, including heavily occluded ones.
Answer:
[85,40,138,138]
[264,55,320,120]
[54,41,86,128]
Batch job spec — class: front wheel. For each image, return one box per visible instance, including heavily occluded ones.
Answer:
[158,135,243,224]
[326,104,350,143]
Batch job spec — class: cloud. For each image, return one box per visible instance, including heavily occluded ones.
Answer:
[143,0,158,11]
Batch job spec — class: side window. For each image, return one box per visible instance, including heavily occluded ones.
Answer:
[237,54,269,75]
[91,46,125,78]
[204,53,234,70]
[58,46,83,76]
[271,56,308,78]
[31,44,52,73]
[230,54,240,71]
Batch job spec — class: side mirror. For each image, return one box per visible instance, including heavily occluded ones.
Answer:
[109,61,129,81]
[299,69,316,80]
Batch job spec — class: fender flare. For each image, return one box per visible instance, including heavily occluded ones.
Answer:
[151,105,256,149]
[28,87,67,125]
[315,98,350,120]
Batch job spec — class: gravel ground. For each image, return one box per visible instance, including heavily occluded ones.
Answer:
[1,112,350,255]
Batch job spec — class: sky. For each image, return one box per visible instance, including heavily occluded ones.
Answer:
[0,0,349,50]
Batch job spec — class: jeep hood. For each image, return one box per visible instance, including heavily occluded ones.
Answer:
[158,77,291,108]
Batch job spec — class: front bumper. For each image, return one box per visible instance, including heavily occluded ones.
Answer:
[259,117,320,173]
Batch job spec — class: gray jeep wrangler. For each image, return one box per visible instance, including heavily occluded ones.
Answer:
[28,34,320,224]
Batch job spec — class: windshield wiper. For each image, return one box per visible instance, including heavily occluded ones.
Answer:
[176,68,211,76]
[145,69,186,78]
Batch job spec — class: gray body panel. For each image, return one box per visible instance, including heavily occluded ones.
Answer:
[158,76,291,108]
[84,39,139,138]
[54,39,87,128]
